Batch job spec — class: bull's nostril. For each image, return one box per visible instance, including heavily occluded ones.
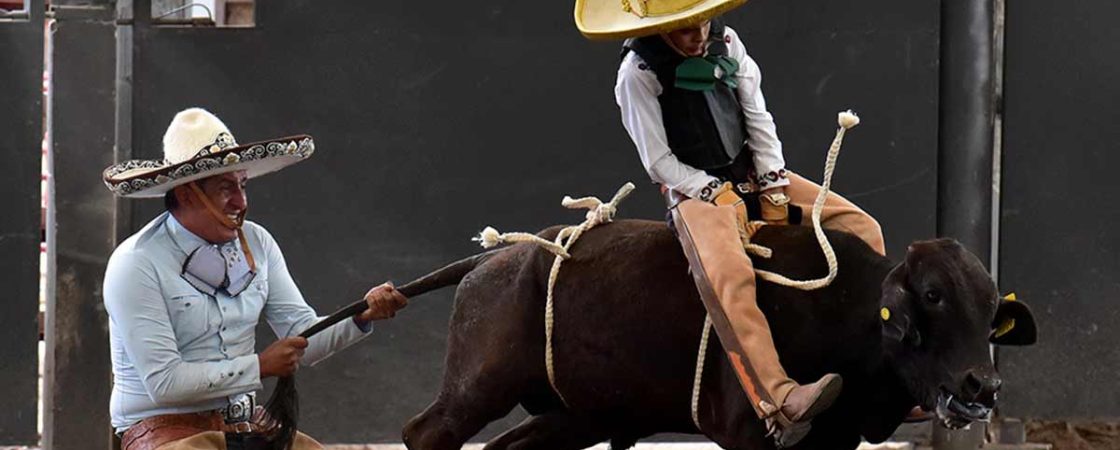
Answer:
[964,373,983,395]
[966,371,997,389]
[968,373,981,385]
[963,371,1002,403]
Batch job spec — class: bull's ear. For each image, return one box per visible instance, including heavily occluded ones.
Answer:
[880,264,914,343]
[990,293,1037,346]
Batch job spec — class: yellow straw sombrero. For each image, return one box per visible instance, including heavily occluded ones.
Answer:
[574,0,747,40]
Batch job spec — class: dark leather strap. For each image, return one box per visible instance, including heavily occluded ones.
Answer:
[224,432,273,450]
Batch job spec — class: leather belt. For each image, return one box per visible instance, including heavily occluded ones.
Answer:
[661,180,756,210]
[120,409,269,450]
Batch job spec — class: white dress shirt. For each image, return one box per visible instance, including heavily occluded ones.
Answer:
[614,26,789,198]
[103,212,371,430]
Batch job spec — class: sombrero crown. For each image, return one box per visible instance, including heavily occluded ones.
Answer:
[575,0,746,40]
[103,108,315,198]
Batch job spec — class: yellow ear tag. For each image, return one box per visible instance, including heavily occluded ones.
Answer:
[993,318,1016,338]
[880,307,891,321]
[1003,292,1017,301]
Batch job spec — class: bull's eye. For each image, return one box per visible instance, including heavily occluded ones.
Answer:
[925,289,942,304]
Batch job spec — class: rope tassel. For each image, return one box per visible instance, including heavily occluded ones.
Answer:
[475,226,503,249]
[473,226,571,259]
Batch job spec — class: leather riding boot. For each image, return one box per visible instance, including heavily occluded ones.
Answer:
[667,191,844,447]
[763,373,843,448]
[780,373,844,423]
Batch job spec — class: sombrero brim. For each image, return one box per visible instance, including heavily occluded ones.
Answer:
[575,0,746,40]
[103,135,315,198]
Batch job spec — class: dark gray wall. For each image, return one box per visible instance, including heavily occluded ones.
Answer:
[116,0,939,442]
[0,1,44,443]
[730,0,941,256]
[43,6,118,448]
[997,0,1120,419]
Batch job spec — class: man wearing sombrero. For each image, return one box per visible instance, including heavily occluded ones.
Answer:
[102,108,408,449]
[576,0,887,446]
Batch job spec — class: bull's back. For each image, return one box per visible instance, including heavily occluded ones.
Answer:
[455,219,891,439]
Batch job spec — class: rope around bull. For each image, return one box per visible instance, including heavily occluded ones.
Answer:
[475,183,636,406]
[473,110,860,418]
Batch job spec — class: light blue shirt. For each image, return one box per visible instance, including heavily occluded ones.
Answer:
[103,212,370,430]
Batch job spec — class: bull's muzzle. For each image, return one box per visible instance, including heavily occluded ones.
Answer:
[936,368,1001,430]
[961,369,1002,406]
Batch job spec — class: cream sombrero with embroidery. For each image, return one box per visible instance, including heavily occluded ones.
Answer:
[103,108,315,198]
[575,0,746,40]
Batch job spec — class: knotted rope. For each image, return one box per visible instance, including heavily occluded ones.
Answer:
[474,182,636,406]
[690,110,861,430]
[746,110,859,290]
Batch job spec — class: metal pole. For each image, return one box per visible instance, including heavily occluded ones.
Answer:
[934,0,997,447]
[43,4,119,448]
[937,0,996,264]
[115,13,134,243]
[41,10,57,450]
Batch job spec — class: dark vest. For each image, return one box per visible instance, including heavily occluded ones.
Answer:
[622,20,752,182]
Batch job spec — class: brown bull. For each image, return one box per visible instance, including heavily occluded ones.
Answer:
[399,220,1037,449]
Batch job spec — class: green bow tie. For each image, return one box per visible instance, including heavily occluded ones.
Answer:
[674,55,740,91]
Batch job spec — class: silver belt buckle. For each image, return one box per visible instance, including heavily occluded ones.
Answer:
[735,182,756,194]
[222,392,255,424]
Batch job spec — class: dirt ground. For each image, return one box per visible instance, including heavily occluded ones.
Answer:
[1026,420,1120,450]
[323,444,912,449]
[4,422,1116,450]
